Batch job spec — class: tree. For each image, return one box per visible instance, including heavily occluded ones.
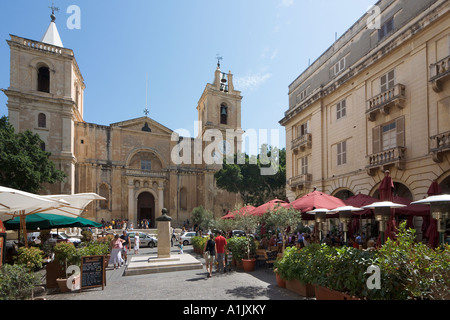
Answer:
[190,206,215,233]
[264,206,303,252]
[0,116,66,193]
[214,145,286,206]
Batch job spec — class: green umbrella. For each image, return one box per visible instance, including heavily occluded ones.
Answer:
[4,213,102,230]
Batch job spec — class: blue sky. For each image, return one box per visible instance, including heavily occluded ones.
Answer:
[0,0,377,150]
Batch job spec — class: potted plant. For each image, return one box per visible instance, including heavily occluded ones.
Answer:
[264,206,302,253]
[0,264,41,300]
[233,213,259,271]
[274,246,315,297]
[53,242,80,292]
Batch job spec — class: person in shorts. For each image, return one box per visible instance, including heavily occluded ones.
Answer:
[203,234,216,278]
[214,231,227,273]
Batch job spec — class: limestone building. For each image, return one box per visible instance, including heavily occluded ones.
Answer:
[280,0,450,203]
[2,13,243,226]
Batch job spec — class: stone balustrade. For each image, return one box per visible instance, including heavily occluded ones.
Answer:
[430,130,450,163]
[430,55,450,92]
[366,146,406,175]
[366,84,406,121]
[291,133,312,153]
[288,173,312,189]
[125,169,168,179]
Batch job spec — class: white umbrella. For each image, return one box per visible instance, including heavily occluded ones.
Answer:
[361,201,407,209]
[41,193,105,217]
[0,186,70,247]
[411,194,450,205]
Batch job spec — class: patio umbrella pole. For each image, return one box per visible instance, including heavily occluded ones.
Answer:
[20,212,29,248]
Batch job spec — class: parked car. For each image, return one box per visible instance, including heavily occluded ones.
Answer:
[231,230,246,237]
[47,231,81,247]
[127,232,158,248]
[180,231,197,246]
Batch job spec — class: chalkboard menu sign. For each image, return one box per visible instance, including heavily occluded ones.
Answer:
[80,255,105,291]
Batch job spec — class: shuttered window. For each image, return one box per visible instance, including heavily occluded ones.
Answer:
[378,17,394,41]
[337,99,346,120]
[337,141,347,166]
[372,116,405,153]
[381,70,395,92]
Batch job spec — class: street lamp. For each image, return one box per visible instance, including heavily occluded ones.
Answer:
[306,208,334,241]
[330,206,363,245]
[412,195,450,246]
[362,201,406,245]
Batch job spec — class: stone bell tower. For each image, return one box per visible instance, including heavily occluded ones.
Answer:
[197,60,244,158]
[2,9,85,194]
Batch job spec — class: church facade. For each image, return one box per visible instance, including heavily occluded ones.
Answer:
[2,15,242,227]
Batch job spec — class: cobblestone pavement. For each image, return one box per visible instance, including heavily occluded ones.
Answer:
[42,246,307,301]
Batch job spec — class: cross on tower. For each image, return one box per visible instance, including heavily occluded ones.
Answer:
[49,1,59,21]
[216,54,223,68]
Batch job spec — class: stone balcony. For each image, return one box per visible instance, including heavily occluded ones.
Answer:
[366,84,406,121]
[291,133,312,154]
[430,130,450,163]
[430,55,450,93]
[125,169,168,179]
[366,146,406,176]
[288,173,312,190]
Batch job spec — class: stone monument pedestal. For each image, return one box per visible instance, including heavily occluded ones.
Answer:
[122,208,203,276]
[156,208,172,258]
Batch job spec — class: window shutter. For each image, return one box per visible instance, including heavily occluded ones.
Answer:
[381,74,387,92]
[396,116,405,147]
[373,126,381,154]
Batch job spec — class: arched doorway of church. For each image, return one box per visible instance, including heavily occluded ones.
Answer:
[137,192,155,228]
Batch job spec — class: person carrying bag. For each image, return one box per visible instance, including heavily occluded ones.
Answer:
[203,234,216,278]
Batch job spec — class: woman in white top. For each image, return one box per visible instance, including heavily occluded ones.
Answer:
[134,232,140,254]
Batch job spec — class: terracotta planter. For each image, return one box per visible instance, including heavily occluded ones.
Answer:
[286,279,315,297]
[275,273,286,288]
[242,258,256,272]
[56,278,70,293]
[314,286,345,300]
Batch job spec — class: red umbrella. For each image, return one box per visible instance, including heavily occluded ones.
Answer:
[251,199,287,216]
[427,180,442,196]
[222,205,256,219]
[288,190,345,213]
[378,171,396,244]
[287,190,345,221]
[344,193,378,217]
[392,196,430,217]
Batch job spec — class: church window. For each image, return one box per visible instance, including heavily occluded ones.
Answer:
[40,142,46,151]
[38,66,50,93]
[38,113,47,128]
[179,187,187,210]
[141,159,151,171]
[220,105,228,125]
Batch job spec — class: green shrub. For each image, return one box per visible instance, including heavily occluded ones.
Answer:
[15,247,44,271]
[78,241,110,257]
[227,236,256,262]
[53,242,79,272]
[191,236,208,252]
[0,264,41,300]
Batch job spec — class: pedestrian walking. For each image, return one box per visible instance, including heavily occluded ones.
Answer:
[109,234,125,270]
[134,232,140,254]
[120,230,130,264]
[178,241,184,254]
[203,234,215,278]
[214,231,227,273]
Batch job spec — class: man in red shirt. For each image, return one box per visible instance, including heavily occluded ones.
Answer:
[214,231,227,273]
